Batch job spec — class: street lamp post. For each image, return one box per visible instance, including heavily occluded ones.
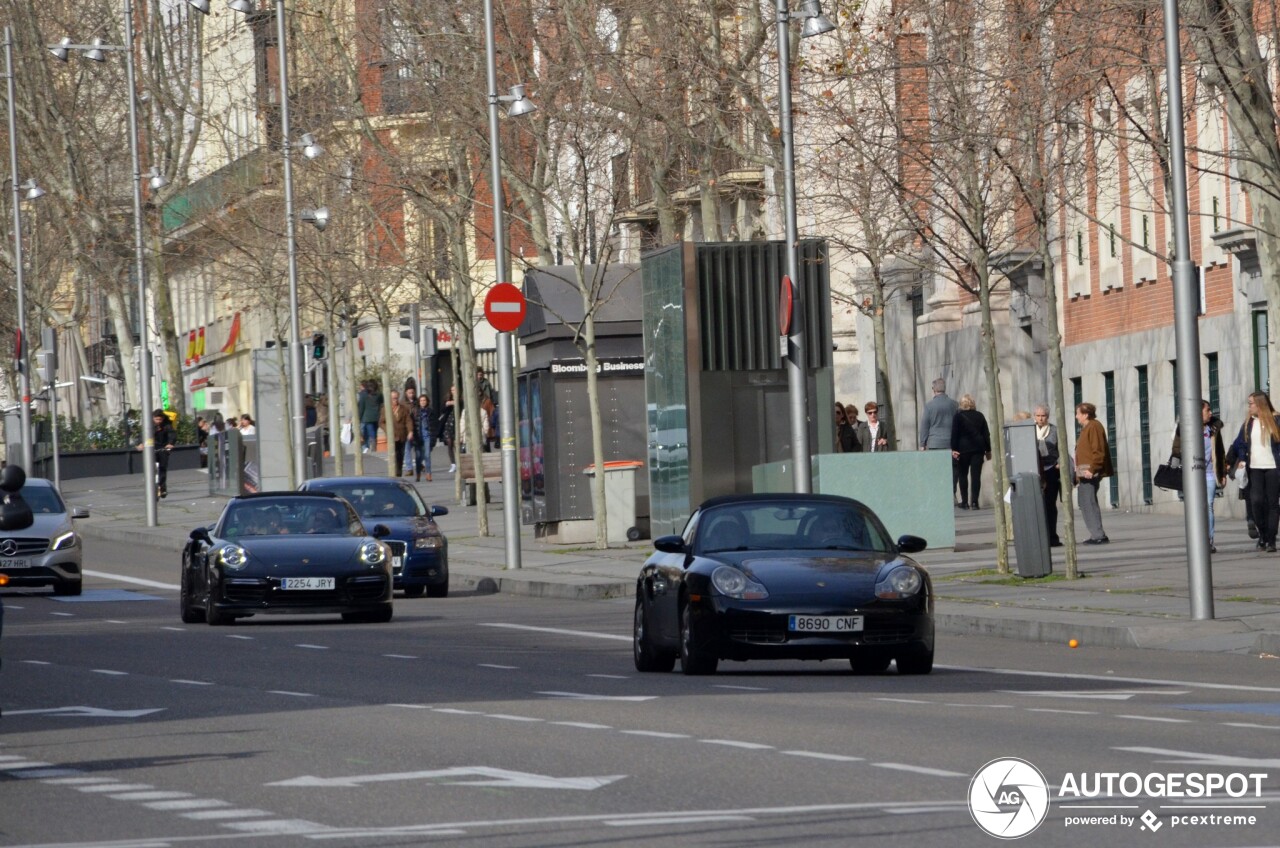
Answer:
[1161,0,1214,619]
[483,0,535,570]
[219,0,321,487]
[775,0,832,494]
[51,0,161,523]
[4,26,44,474]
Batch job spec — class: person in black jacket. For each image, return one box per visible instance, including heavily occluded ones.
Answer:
[951,394,991,509]
[140,408,177,498]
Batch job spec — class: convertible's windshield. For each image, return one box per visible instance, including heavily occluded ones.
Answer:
[695,502,892,554]
[221,497,364,538]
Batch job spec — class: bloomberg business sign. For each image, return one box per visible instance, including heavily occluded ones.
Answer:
[549,357,645,376]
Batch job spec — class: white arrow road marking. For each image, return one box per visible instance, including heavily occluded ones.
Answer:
[3,706,164,718]
[537,691,657,702]
[1000,689,1191,700]
[268,766,625,790]
[1115,747,1280,768]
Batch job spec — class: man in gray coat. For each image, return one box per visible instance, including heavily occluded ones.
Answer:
[919,377,960,501]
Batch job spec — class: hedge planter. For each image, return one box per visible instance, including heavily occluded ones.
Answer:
[35,444,202,481]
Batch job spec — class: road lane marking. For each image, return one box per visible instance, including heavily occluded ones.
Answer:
[20,660,50,665]
[874,697,931,704]
[387,704,432,709]
[478,663,517,669]
[700,740,774,750]
[51,611,74,617]
[268,691,315,698]
[538,691,658,701]
[480,623,630,642]
[433,708,482,715]
[228,634,254,640]
[1026,708,1098,715]
[713,685,770,691]
[92,669,128,676]
[1116,746,1280,768]
[1115,715,1192,723]
[84,570,178,590]
[871,763,968,778]
[1222,722,1280,730]
[170,679,213,686]
[269,766,626,790]
[45,777,116,785]
[588,674,630,679]
[782,751,864,762]
[484,714,543,722]
[552,721,612,729]
[106,620,128,624]
[145,799,231,811]
[77,783,155,793]
[944,703,1013,709]
[606,815,754,826]
[296,644,328,650]
[183,808,274,820]
[940,664,1280,694]
[222,819,331,835]
[384,654,418,659]
[110,791,192,801]
[620,730,689,739]
[161,626,186,631]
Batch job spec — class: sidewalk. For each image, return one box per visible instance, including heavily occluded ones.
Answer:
[59,457,1280,656]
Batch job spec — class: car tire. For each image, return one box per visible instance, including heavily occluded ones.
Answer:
[53,579,82,597]
[679,603,718,675]
[206,593,231,626]
[633,601,675,673]
[403,585,426,598]
[180,569,206,624]
[896,651,934,675]
[426,582,448,598]
[849,656,891,675]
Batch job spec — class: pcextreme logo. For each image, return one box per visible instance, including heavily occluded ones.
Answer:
[968,758,1052,839]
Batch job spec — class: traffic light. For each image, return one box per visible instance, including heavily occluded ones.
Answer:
[311,332,327,360]
[399,303,420,343]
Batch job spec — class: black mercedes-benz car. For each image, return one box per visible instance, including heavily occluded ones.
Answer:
[633,493,934,676]
[298,477,449,597]
[181,492,394,625]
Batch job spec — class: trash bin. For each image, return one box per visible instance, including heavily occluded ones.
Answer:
[582,461,645,543]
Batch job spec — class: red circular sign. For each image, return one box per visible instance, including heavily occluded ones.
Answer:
[779,275,794,336]
[484,283,527,333]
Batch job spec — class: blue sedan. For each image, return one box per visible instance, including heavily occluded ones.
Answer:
[299,477,449,597]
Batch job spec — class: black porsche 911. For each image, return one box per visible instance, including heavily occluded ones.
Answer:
[181,492,395,626]
[633,493,934,675]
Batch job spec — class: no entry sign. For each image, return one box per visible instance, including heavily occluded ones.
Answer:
[484,283,527,333]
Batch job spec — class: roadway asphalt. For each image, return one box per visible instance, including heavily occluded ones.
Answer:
[55,453,1280,657]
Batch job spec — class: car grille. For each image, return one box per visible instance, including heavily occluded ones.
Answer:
[0,538,50,556]
[862,626,917,644]
[729,629,787,644]
[387,541,406,575]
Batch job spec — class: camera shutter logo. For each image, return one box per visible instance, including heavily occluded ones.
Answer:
[968,757,1051,839]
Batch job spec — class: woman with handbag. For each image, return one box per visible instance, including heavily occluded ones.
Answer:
[1229,392,1280,552]
[1172,400,1226,553]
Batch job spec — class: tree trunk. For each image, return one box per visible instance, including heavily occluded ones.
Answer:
[151,226,185,416]
[870,270,896,446]
[380,323,397,480]
[975,253,1011,573]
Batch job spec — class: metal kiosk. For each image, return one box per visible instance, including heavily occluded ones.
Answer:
[1005,420,1051,577]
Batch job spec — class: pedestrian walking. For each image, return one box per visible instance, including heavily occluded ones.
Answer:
[1074,402,1114,544]
[834,403,859,453]
[414,394,435,482]
[138,408,176,499]
[919,377,959,500]
[1033,405,1062,547]
[357,381,382,454]
[437,386,457,473]
[390,389,411,477]
[1229,392,1280,553]
[1173,400,1227,553]
[856,401,894,452]
[951,394,991,509]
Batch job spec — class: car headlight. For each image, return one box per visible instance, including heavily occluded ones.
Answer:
[219,545,248,570]
[414,535,443,550]
[360,541,387,565]
[875,566,923,599]
[710,565,769,600]
[52,531,77,551]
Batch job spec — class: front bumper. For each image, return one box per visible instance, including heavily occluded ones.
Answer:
[388,540,448,589]
[212,573,392,616]
[0,544,83,589]
[697,598,934,662]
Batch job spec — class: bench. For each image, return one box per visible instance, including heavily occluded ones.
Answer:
[457,451,503,505]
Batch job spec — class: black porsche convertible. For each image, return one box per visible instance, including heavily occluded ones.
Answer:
[633,493,934,675]
[180,492,395,625]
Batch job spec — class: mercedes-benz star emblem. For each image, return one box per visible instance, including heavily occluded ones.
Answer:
[0,539,18,557]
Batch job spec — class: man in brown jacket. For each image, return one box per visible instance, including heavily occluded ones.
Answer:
[390,389,412,478]
[1074,402,1114,544]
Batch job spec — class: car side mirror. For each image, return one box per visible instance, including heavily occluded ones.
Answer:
[653,535,687,555]
[189,527,212,544]
[71,506,90,519]
[897,534,928,554]
[371,523,392,538]
[431,505,449,517]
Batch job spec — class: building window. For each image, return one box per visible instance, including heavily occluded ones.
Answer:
[1105,371,1118,506]
[1207,352,1219,416]
[1254,310,1270,393]
[1138,365,1152,505]
[1142,215,1150,249]
[1212,196,1221,233]
[1109,224,1117,258]
[1077,231,1085,265]
[1072,377,1083,438]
